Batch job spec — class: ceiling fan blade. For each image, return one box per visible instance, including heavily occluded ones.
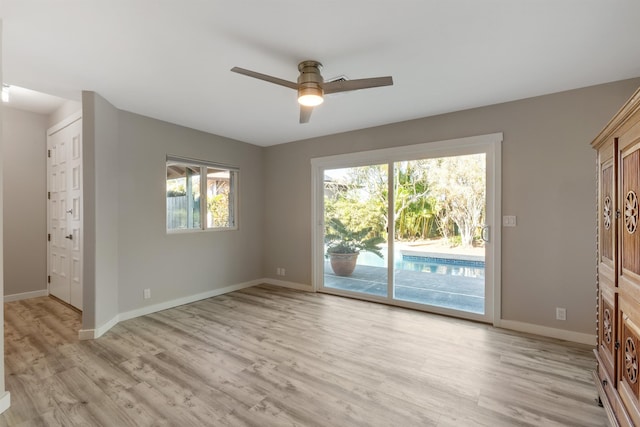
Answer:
[230,67,298,90]
[323,76,393,95]
[300,105,313,124]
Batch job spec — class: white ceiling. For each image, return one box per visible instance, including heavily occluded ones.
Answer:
[2,1,640,147]
[2,85,67,115]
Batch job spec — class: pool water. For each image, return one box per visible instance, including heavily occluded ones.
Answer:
[357,250,485,279]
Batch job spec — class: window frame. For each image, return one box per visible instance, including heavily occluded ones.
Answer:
[166,155,239,233]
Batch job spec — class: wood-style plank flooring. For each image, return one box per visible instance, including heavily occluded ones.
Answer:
[0,285,606,426]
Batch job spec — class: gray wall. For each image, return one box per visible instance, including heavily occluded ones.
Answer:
[48,100,82,128]
[82,93,264,326]
[116,110,264,313]
[2,101,80,300]
[263,77,640,335]
[82,92,120,330]
[2,108,48,297]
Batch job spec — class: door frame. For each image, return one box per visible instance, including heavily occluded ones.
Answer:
[311,133,502,325]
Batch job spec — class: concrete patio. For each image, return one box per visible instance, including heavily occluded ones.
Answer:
[323,262,485,314]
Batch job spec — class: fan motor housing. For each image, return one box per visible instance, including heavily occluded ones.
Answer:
[298,60,324,98]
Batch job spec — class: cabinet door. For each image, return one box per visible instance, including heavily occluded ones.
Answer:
[598,139,618,381]
[618,118,640,425]
[619,121,640,301]
[599,291,617,382]
[599,141,616,278]
[619,297,640,426]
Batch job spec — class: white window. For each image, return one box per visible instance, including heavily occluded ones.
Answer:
[166,156,238,231]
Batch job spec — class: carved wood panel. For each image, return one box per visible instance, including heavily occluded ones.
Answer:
[599,295,617,382]
[602,164,614,262]
[622,149,640,275]
[622,319,640,399]
[602,300,614,352]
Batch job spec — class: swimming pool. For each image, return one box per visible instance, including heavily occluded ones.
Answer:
[356,249,485,279]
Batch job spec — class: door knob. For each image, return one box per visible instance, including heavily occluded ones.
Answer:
[66,209,73,214]
[65,234,73,240]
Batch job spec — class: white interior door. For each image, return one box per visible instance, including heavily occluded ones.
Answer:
[48,115,83,310]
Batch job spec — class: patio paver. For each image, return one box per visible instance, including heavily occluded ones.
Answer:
[324,262,484,314]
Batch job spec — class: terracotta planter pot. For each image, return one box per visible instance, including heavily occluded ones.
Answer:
[329,252,359,276]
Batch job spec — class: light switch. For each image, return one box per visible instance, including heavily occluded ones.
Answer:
[503,215,517,227]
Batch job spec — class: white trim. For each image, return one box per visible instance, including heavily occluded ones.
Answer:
[78,314,119,340]
[490,140,502,327]
[119,279,261,322]
[262,278,313,292]
[496,319,596,346]
[47,110,82,136]
[310,133,503,169]
[311,162,321,292]
[263,279,593,345]
[72,277,595,346]
[166,157,239,233]
[0,391,11,414]
[78,329,97,341]
[4,289,49,302]
[166,154,239,172]
[77,279,262,340]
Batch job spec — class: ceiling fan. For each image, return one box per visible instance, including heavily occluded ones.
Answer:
[231,60,393,123]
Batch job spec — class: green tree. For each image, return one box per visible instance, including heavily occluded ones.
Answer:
[323,156,484,247]
[394,161,437,240]
[324,165,388,238]
[426,154,485,247]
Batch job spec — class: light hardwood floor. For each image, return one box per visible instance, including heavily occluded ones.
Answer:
[0,285,606,426]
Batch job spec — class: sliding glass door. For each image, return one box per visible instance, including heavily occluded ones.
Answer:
[391,155,486,314]
[323,165,388,298]
[312,134,501,323]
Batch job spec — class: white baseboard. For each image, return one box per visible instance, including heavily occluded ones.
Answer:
[0,391,10,414]
[4,289,48,302]
[496,319,596,346]
[79,279,263,340]
[68,280,596,347]
[262,278,313,292]
[257,281,597,346]
[119,279,262,323]
[11,280,310,341]
[78,329,96,341]
[78,314,120,340]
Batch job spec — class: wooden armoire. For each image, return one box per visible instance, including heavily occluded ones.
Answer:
[593,86,640,426]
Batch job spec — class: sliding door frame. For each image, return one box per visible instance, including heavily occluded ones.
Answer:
[311,133,502,325]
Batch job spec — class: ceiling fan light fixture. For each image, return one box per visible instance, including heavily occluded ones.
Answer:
[231,59,393,123]
[298,86,324,107]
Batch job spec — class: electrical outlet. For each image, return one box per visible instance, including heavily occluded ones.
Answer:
[556,307,566,321]
[143,288,151,300]
[281,268,286,276]
[276,267,286,276]
[503,215,517,227]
